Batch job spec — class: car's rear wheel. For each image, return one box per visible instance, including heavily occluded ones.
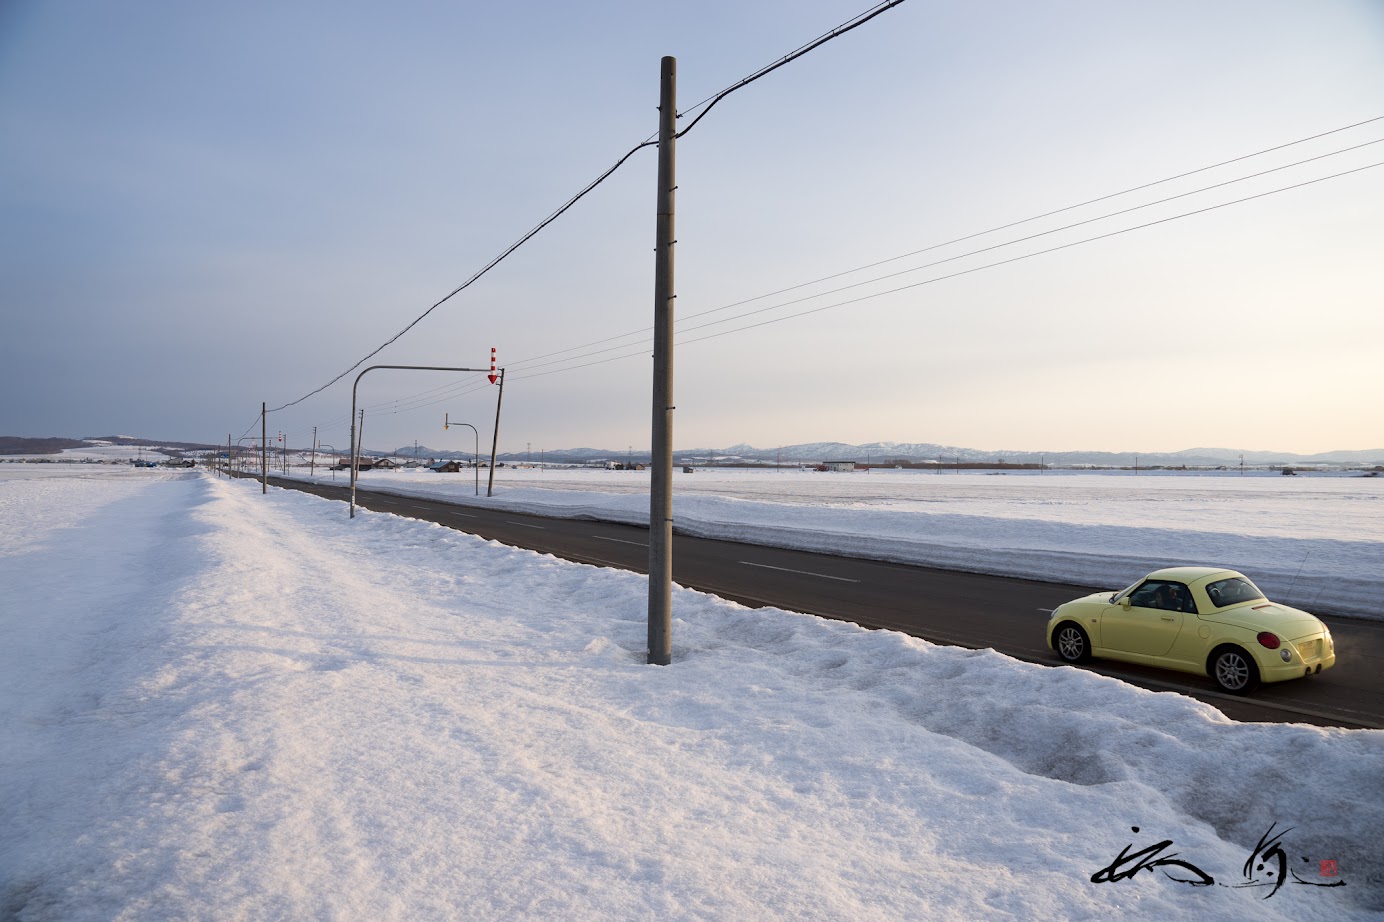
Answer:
[1054,623,1091,664]
[1211,646,1260,695]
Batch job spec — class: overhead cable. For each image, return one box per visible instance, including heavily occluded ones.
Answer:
[674,1,909,139]
[498,116,1384,373]
[512,158,1384,378]
[266,0,909,418]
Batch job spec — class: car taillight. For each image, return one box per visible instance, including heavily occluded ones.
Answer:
[1257,632,1281,649]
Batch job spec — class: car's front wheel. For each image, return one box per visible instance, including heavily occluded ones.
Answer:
[1054,622,1092,664]
[1211,646,1261,695]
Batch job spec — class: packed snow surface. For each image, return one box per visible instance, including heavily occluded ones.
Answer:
[299,466,1384,619]
[2,465,1381,920]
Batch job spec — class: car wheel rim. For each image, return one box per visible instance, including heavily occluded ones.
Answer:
[1217,653,1249,690]
[1058,628,1083,660]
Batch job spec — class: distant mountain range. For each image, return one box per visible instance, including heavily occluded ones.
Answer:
[386,441,1384,468]
[4,435,1378,468]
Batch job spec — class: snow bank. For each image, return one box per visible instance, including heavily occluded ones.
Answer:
[305,468,1384,619]
[2,468,1381,919]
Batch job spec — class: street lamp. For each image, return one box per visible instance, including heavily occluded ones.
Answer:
[317,444,339,480]
[444,414,480,496]
[234,437,262,477]
[349,362,496,518]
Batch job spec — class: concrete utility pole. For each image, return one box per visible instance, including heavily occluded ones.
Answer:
[647,55,677,666]
[487,368,505,497]
[261,402,267,494]
[310,426,318,477]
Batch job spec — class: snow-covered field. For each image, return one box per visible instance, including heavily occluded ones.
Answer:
[298,466,1384,620]
[3,464,1382,920]
[0,441,173,463]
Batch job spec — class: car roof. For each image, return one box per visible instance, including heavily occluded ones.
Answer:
[1145,566,1242,584]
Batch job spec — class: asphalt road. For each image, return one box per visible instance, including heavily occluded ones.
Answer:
[242,472,1384,730]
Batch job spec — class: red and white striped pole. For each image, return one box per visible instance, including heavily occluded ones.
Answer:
[488,348,498,385]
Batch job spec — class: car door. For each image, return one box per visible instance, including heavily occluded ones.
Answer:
[1099,580,1186,657]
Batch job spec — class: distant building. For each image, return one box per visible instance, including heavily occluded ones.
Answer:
[373,457,398,470]
[823,460,857,472]
[429,460,463,473]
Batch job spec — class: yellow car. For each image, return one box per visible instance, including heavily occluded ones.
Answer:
[1045,567,1336,694]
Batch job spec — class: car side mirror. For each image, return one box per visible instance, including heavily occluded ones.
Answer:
[1120,597,1132,611]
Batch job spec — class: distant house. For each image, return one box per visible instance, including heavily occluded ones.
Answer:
[823,460,858,472]
[429,460,463,473]
[373,457,398,470]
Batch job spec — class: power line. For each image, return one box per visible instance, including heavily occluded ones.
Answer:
[266,0,910,419]
[267,138,657,415]
[299,152,1379,414]
[674,1,909,139]
[508,158,1384,379]
[498,138,1381,377]
[670,138,1384,337]
[495,116,1384,374]
[672,159,1384,345]
[310,118,1383,422]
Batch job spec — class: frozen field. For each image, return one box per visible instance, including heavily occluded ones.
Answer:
[295,466,1384,620]
[3,464,1381,920]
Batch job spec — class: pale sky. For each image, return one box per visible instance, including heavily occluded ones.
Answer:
[2,0,1381,456]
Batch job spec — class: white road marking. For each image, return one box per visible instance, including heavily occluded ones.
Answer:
[593,536,647,547]
[506,521,545,529]
[739,561,858,583]
[1038,608,1054,613]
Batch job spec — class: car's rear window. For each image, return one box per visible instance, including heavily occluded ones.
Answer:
[1205,576,1264,608]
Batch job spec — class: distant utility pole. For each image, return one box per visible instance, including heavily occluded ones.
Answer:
[647,55,677,667]
[261,402,267,494]
[486,367,505,497]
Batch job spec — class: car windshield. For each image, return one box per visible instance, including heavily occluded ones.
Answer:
[1112,579,1142,603]
[1204,576,1264,608]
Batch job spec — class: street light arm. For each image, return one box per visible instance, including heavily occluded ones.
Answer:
[444,419,482,496]
[349,364,491,518]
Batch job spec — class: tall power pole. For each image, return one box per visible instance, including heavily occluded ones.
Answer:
[647,55,676,666]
